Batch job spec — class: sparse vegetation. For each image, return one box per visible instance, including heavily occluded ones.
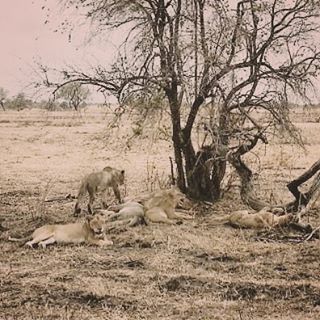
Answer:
[0,108,319,319]
[1,0,320,319]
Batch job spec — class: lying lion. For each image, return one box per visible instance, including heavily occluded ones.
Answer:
[143,188,193,224]
[211,208,296,229]
[102,187,193,226]
[9,215,113,248]
[100,202,146,227]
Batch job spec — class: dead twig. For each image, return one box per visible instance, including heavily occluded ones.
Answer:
[304,226,320,242]
[44,194,75,203]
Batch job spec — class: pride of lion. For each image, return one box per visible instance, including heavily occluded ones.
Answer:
[7,165,298,249]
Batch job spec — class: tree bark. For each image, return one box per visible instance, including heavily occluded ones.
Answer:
[181,143,227,201]
[167,90,186,193]
[229,149,320,214]
[227,149,270,211]
[287,159,320,207]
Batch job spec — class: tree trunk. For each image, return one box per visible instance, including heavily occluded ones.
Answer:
[287,159,320,208]
[227,134,272,210]
[167,91,186,192]
[168,89,221,200]
[172,133,186,192]
[171,118,227,201]
[175,98,229,202]
[227,150,270,210]
[287,161,320,214]
[181,142,226,201]
[229,147,320,214]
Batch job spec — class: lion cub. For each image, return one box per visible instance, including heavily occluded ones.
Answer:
[211,208,296,229]
[24,215,113,248]
[74,166,125,215]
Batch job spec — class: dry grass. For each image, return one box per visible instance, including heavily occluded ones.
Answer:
[0,108,320,320]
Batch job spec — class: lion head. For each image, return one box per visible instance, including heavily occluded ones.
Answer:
[117,170,125,185]
[167,187,188,207]
[103,167,125,185]
[86,214,106,236]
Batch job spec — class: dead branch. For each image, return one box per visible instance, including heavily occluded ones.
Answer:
[227,134,270,211]
[289,222,313,234]
[44,194,75,203]
[229,139,320,216]
[287,159,320,206]
[304,226,320,241]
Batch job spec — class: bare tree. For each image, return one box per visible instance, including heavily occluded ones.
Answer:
[55,83,90,110]
[10,92,29,110]
[0,87,7,111]
[40,0,320,203]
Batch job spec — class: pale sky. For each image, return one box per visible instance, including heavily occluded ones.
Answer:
[0,0,320,103]
[0,0,117,100]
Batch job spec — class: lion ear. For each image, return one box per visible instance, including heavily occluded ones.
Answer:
[86,215,93,222]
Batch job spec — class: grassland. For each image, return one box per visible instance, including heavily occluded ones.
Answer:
[0,107,319,320]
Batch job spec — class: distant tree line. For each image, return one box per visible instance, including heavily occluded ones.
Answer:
[0,84,90,111]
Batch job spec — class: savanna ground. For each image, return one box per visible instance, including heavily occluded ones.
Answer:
[0,107,319,320]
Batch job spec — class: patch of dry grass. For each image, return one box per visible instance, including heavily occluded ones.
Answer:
[0,108,320,319]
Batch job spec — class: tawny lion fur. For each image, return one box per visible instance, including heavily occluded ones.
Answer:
[211,208,296,229]
[74,166,125,215]
[10,215,113,248]
[143,188,193,224]
[100,187,193,226]
[100,202,146,227]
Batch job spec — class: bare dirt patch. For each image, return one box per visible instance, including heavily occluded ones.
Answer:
[0,109,319,319]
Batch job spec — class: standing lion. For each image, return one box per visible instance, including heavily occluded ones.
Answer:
[74,166,125,215]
